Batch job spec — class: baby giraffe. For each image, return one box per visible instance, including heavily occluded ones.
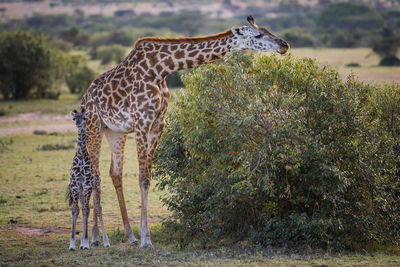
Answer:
[67,109,110,250]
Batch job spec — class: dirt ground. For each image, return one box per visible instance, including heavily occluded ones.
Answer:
[0,112,74,136]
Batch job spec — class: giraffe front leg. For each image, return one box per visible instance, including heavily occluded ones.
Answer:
[137,104,167,248]
[69,201,79,251]
[79,192,91,250]
[139,165,152,248]
[91,197,100,247]
[136,133,156,248]
[93,176,110,248]
[85,112,103,247]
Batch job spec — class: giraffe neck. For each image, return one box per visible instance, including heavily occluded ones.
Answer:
[76,125,88,157]
[131,30,236,81]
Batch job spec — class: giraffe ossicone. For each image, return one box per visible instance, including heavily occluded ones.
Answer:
[79,16,289,248]
[68,109,110,250]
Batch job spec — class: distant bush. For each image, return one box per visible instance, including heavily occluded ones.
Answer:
[328,30,361,48]
[38,143,74,151]
[281,28,315,47]
[95,44,126,65]
[345,62,360,67]
[317,3,383,31]
[142,10,204,36]
[114,9,134,17]
[316,3,384,47]
[372,28,400,66]
[66,65,97,94]
[89,29,134,47]
[166,71,185,88]
[379,56,400,66]
[0,31,70,100]
[153,51,400,250]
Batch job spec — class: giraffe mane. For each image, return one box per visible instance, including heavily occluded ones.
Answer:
[133,28,236,48]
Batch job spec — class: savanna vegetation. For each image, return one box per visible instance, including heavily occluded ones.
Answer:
[1,0,400,265]
[0,0,399,100]
[154,51,400,251]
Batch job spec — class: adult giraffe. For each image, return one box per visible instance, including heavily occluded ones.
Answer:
[81,16,289,248]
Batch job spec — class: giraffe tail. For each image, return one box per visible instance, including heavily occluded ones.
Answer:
[66,185,73,206]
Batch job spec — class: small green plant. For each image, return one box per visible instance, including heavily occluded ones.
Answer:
[33,130,48,135]
[95,44,126,65]
[0,137,13,152]
[33,130,60,136]
[38,143,74,151]
[0,195,7,204]
[66,65,97,94]
[153,51,400,250]
[33,189,48,197]
[346,62,360,67]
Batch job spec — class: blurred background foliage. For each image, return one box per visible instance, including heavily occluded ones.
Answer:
[0,0,398,99]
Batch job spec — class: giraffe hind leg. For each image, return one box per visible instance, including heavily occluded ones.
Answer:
[105,129,138,245]
[84,111,103,246]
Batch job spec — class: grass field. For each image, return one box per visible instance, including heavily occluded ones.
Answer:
[290,48,400,84]
[1,48,400,265]
[1,131,400,266]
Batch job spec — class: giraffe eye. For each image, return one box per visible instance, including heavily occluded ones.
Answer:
[255,34,263,39]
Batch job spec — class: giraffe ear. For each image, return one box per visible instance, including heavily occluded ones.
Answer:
[247,15,258,28]
[232,27,244,37]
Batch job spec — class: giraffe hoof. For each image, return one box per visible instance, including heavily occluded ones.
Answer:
[91,241,100,247]
[130,240,139,246]
[69,247,75,251]
[140,240,153,248]
[141,243,153,249]
[104,243,110,248]
[80,245,89,250]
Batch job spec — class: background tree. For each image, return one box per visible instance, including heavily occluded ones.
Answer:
[316,2,384,47]
[372,27,400,66]
[66,55,97,94]
[0,31,70,100]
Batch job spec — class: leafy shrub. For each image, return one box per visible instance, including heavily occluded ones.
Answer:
[316,3,384,47]
[281,28,316,47]
[327,30,361,48]
[372,28,400,66]
[89,29,134,47]
[95,44,126,65]
[0,31,70,100]
[317,3,383,32]
[38,143,74,151]
[66,65,97,94]
[379,56,400,66]
[345,62,360,67]
[166,71,185,88]
[153,51,400,250]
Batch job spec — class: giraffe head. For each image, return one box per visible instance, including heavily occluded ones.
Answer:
[71,108,89,128]
[231,16,290,54]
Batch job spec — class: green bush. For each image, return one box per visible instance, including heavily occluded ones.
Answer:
[281,28,316,47]
[95,44,126,65]
[153,51,400,250]
[66,65,97,94]
[0,31,70,100]
[166,71,185,88]
[317,3,383,32]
